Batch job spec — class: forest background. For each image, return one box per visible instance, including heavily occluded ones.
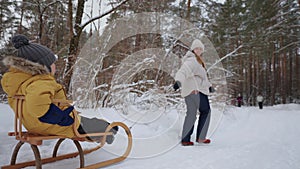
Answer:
[0,0,299,106]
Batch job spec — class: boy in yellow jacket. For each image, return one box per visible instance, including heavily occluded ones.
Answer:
[1,34,117,143]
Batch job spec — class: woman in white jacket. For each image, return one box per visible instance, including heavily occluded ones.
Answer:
[173,39,213,146]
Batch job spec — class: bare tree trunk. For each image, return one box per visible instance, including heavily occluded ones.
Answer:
[249,50,253,106]
[18,0,25,34]
[275,50,280,105]
[296,48,300,100]
[253,52,257,103]
[36,1,61,43]
[266,57,271,105]
[67,0,73,39]
[270,43,276,105]
[282,53,287,104]
[186,0,191,21]
[37,2,43,43]
[63,0,129,92]
[63,0,85,92]
[288,52,292,103]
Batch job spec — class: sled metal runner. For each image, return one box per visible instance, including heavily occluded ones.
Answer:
[1,95,133,169]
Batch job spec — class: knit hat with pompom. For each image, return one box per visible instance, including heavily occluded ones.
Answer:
[11,34,57,72]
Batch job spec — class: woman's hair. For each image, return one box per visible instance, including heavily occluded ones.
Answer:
[192,50,206,69]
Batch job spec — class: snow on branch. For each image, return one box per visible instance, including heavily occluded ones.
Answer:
[80,0,129,29]
[274,41,300,53]
[207,45,244,72]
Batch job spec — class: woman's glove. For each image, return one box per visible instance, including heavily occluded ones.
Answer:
[173,81,181,91]
[209,86,215,93]
[39,103,74,126]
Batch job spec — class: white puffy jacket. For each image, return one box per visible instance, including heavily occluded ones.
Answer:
[175,51,211,97]
[257,95,263,102]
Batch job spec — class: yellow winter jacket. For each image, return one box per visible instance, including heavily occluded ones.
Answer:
[1,56,80,138]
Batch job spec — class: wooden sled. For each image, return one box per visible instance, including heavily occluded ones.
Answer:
[1,95,133,169]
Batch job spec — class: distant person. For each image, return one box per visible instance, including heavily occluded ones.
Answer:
[256,94,264,109]
[237,94,242,107]
[173,39,215,146]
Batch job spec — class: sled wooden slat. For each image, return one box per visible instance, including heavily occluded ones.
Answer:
[8,131,114,145]
[8,132,67,145]
[80,122,133,169]
[2,150,81,169]
[1,95,132,169]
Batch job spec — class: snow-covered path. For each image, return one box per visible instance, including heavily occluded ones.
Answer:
[1,103,300,169]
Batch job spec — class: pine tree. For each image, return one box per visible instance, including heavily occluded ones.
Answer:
[208,0,299,105]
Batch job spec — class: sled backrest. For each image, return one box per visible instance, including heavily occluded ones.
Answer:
[10,95,77,145]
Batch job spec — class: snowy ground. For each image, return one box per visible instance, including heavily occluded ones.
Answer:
[1,103,300,169]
